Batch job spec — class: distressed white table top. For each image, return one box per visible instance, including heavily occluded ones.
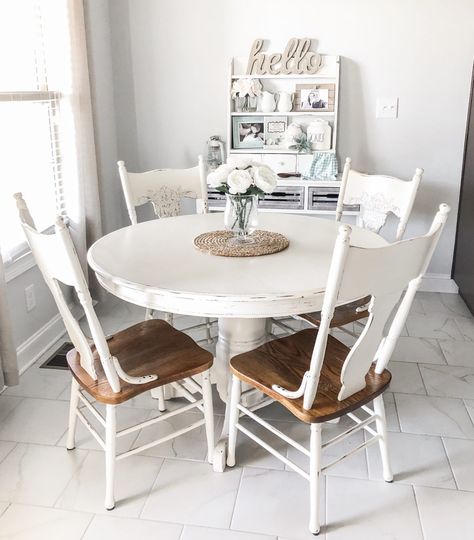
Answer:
[88,213,386,318]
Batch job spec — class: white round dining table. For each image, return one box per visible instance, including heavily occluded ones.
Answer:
[88,212,386,470]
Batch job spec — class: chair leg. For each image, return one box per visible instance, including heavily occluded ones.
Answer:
[373,394,393,482]
[105,404,117,510]
[145,308,154,320]
[66,378,80,450]
[205,317,213,344]
[226,375,241,467]
[155,386,167,412]
[309,423,322,535]
[201,370,215,463]
[165,312,174,326]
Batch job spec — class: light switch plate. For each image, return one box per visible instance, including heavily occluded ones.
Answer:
[376,97,398,119]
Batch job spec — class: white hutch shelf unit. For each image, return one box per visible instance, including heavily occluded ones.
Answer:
[208,53,351,214]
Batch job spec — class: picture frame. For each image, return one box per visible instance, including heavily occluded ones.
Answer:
[264,116,287,148]
[295,83,335,112]
[232,116,265,149]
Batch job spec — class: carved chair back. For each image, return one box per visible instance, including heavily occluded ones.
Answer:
[118,156,208,225]
[335,158,423,241]
[14,193,124,392]
[292,204,449,410]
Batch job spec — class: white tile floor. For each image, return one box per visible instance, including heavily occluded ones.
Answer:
[1,292,474,539]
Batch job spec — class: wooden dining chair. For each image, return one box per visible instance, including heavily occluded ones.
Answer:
[14,193,215,511]
[117,156,214,343]
[296,158,424,334]
[227,204,449,535]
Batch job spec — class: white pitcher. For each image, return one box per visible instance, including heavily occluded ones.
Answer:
[260,91,276,113]
[277,92,294,113]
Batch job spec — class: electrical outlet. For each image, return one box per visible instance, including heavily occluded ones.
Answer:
[376,97,399,119]
[25,284,36,312]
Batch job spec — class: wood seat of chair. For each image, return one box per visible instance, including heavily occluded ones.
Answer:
[230,328,391,423]
[299,295,371,328]
[67,319,213,405]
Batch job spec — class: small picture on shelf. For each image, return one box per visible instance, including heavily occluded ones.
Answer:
[295,83,335,112]
[264,116,287,148]
[232,116,264,149]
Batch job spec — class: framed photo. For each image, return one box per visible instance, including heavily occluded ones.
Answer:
[264,116,287,148]
[232,116,265,149]
[295,83,335,112]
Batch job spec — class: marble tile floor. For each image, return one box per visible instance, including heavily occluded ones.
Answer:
[1,292,474,538]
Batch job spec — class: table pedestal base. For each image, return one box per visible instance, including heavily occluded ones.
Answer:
[212,317,268,472]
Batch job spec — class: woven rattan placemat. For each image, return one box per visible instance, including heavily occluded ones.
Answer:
[193,230,289,257]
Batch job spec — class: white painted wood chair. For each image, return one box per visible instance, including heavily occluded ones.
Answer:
[118,156,214,341]
[336,157,423,239]
[14,193,215,511]
[292,158,424,334]
[227,204,449,535]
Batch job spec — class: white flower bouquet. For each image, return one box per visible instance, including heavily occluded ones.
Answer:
[208,160,278,239]
[207,159,277,196]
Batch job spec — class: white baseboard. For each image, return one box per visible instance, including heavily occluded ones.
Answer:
[420,273,459,294]
[16,303,83,374]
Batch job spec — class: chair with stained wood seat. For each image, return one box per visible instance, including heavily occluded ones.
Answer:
[118,157,215,412]
[291,158,424,335]
[14,193,214,511]
[227,203,449,535]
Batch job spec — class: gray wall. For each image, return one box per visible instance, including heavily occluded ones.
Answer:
[7,0,474,354]
[6,265,59,348]
[104,0,474,276]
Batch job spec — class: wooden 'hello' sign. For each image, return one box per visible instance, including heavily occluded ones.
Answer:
[246,38,322,75]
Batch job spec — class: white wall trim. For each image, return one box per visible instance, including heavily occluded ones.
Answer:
[16,302,83,374]
[420,273,459,294]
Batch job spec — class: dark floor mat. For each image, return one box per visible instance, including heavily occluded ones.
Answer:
[39,342,73,370]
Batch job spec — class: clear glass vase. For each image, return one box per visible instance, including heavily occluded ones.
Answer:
[224,194,258,243]
[234,96,257,113]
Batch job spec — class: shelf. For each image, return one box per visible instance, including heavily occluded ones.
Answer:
[231,74,337,80]
[229,148,334,154]
[209,206,359,216]
[231,111,334,117]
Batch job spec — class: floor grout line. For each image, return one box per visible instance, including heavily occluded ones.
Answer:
[138,454,166,520]
[440,436,459,491]
[416,363,430,396]
[228,464,245,532]
[411,484,427,540]
[79,511,95,540]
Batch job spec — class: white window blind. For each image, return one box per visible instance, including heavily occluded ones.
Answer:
[0,0,67,262]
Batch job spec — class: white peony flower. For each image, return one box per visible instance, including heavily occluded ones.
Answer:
[227,169,253,194]
[230,78,262,98]
[253,166,277,194]
[207,163,235,187]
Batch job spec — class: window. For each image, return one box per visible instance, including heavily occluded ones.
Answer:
[0,1,68,262]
